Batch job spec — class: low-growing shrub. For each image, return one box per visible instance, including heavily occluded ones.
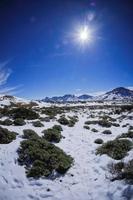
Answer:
[52,125,63,132]
[102,130,112,135]
[10,107,39,120]
[17,137,73,178]
[0,119,13,126]
[98,120,112,128]
[85,120,98,125]
[39,117,50,122]
[23,129,39,139]
[96,139,132,160]
[94,138,103,144]
[32,120,44,127]
[108,160,133,183]
[58,116,69,126]
[14,118,26,126]
[0,126,17,144]
[91,128,98,133]
[84,125,90,130]
[42,128,62,143]
[117,131,133,139]
[41,107,64,118]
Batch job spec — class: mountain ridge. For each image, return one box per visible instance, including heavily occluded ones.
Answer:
[42,87,133,102]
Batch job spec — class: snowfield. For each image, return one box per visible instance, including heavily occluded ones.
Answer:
[0,100,133,200]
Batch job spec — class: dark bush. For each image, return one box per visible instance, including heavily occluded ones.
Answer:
[0,126,17,144]
[94,138,103,144]
[98,120,112,128]
[41,107,64,118]
[23,129,39,139]
[1,119,13,126]
[58,116,70,126]
[91,128,98,133]
[17,137,73,178]
[117,131,133,139]
[85,120,98,125]
[14,118,26,126]
[58,116,78,127]
[84,125,90,130]
[102,130,112,135]
[52,125,63,132]
[96,139,132,160]
[32,120,44,127]
[39,117,50,122]
[108,160,133,183]
[9,107,39,120]
[42,128,62,143]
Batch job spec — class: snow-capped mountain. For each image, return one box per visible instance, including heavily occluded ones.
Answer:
[96,87,133,101]
[0,95,30,106]
[42,87,133,102]
[43,94,93,102]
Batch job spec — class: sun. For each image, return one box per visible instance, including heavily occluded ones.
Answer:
[73,24,94,48]
[78,25,92,43]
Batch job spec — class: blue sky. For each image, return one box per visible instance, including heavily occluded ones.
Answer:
[0,0,133,99]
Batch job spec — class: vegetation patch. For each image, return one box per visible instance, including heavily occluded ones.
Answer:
[84,125,90,130]
[9,107,39,120]
[94,138,103,144]
[96,139,132,160]
[22,129,39,139]
[39,117,50,122]
[41,107,65,118]
[108,160,133,183]
[14,118,26,126]
[17,137,73,178]
[91,128,98,133]
[32,120,44,127]
[42,125,62,143]
[117,131,133,139]
[102,130,112,135]
[58,116,78,127]
[0,126,17,144]
[0,119,13,126]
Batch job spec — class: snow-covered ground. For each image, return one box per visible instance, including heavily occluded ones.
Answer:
[0,103,133,200]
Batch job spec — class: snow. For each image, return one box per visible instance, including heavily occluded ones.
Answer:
[0,102,133,200]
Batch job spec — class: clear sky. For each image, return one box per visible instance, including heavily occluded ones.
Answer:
[0,0,133,99]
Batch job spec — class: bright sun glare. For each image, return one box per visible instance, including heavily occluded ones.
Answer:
[78,26,91,42]
[73,25,94,48]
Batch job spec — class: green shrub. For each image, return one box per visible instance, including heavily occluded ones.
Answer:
[17,137,73,178]
[98,120,112,128]
[117,131,133,139]
[94,138,103,144]
[10,107,39,120]
[83,125,90,130]
[85,120,98,125]
[2,119,13,126]
[91,128,98,133]
[32,120,44,127]
[0,126,17,144]
[112,123,120,127]
[102,130,112,135]
[39,117,50,122]
[58,116,70,126]
[41,107,64,118]
[108,160,133,183]
[52,125,63,131]
[58,116,78,127]
[23,129,39,139]
[42,128,62,143]
[96,139,132,160]
[14,118,26,126]
[85,119,112,128]
[129,126,133,131]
